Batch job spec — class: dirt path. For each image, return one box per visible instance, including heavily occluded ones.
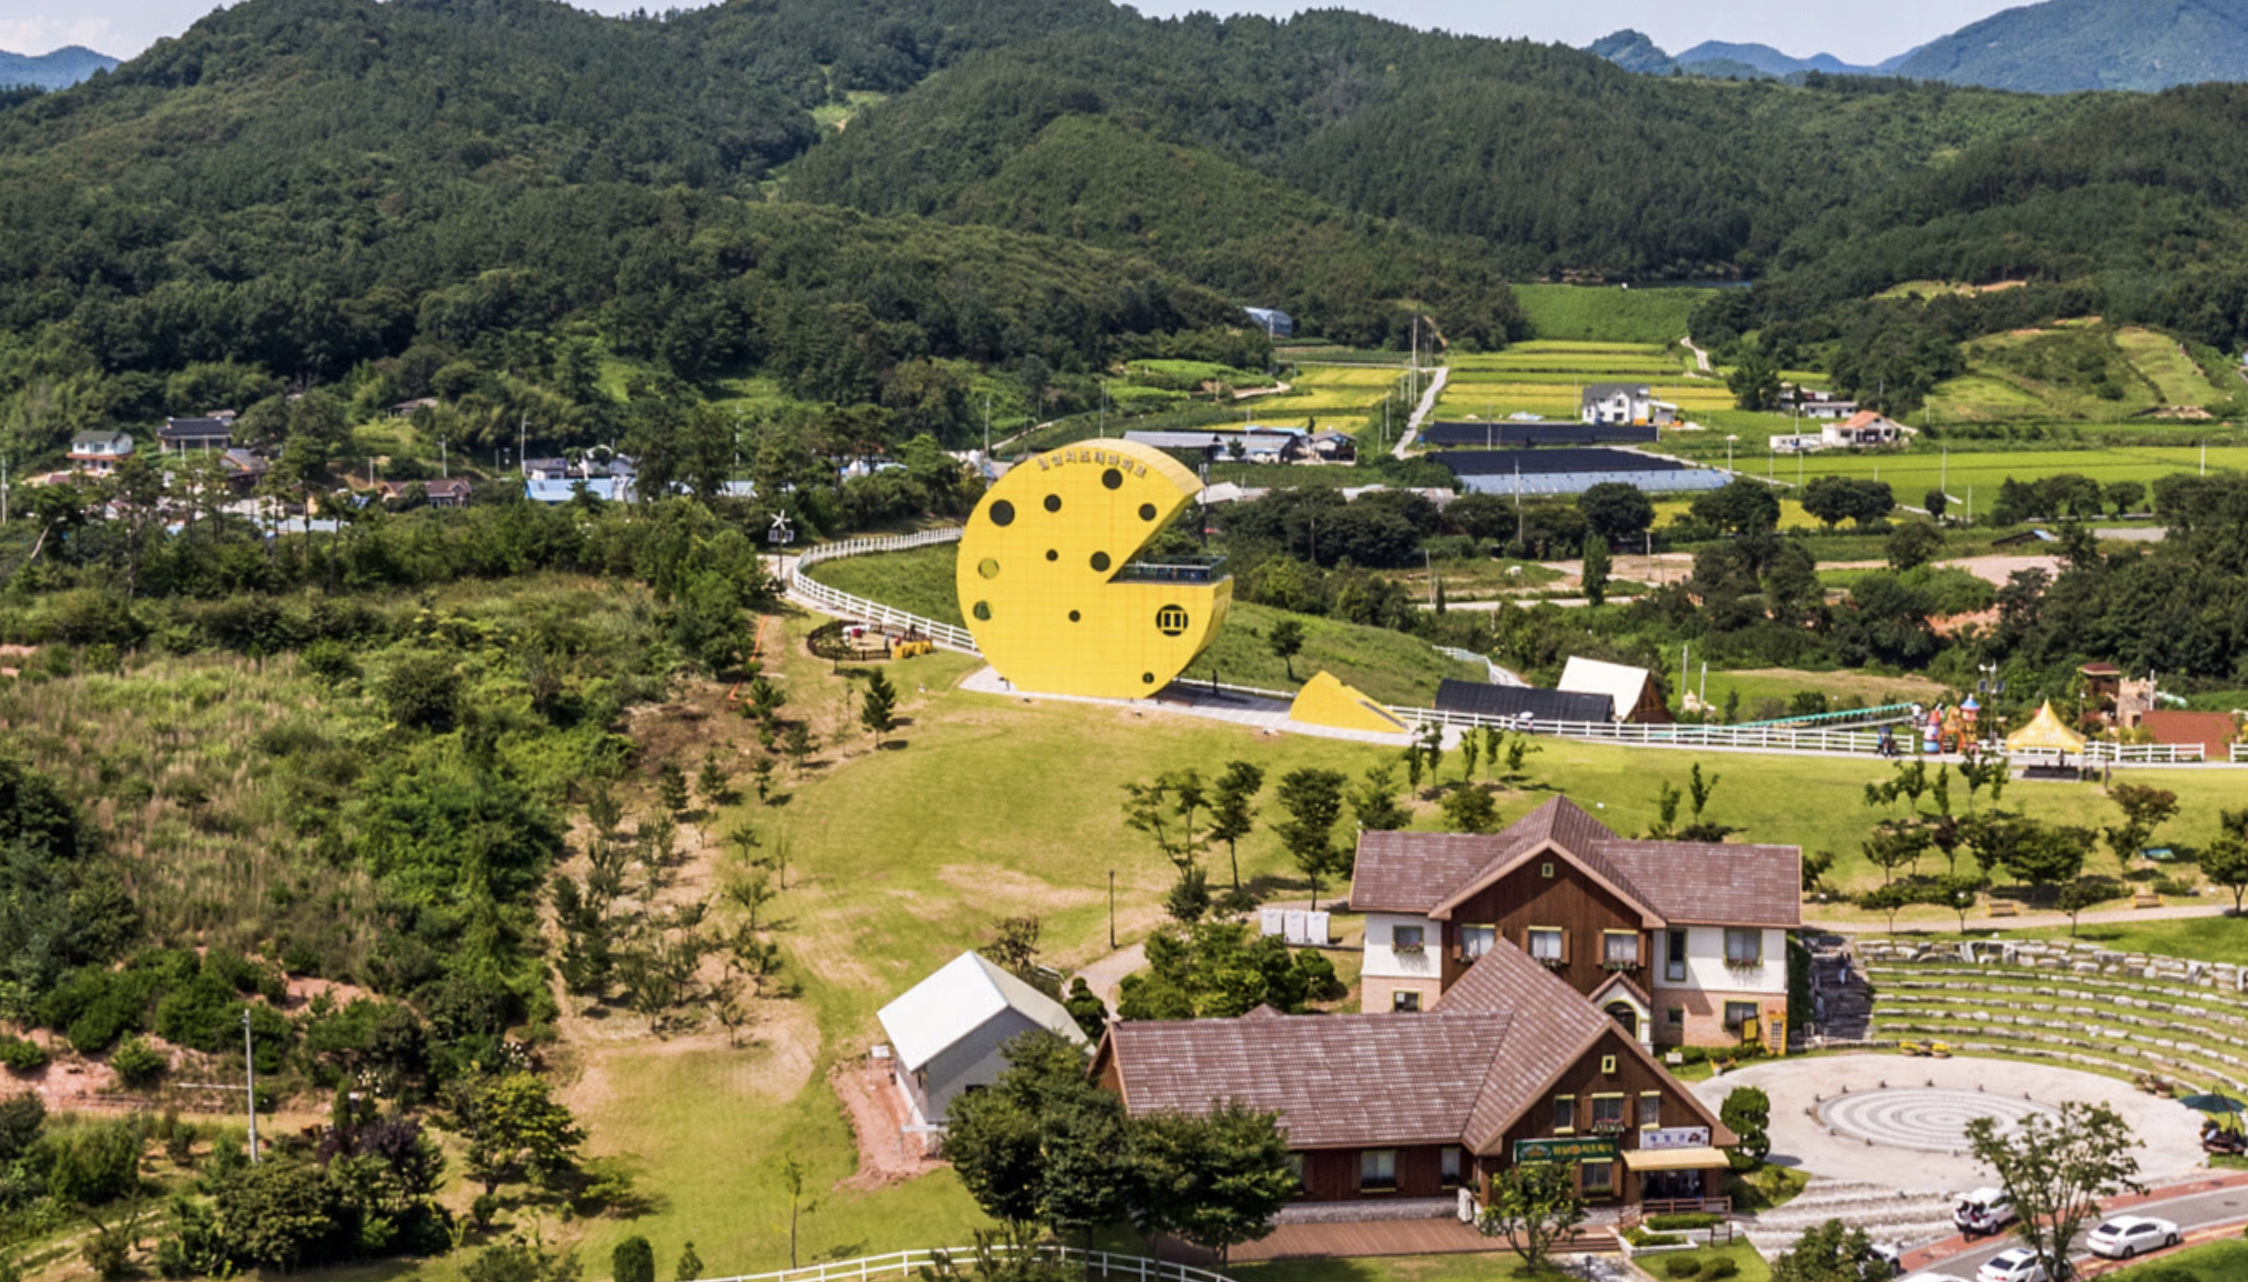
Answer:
[832,1059,948,1190]
[1820,553,2061,586]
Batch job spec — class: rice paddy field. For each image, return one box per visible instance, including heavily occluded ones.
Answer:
[1434,340,1726,422]
[1784,444,2248,503]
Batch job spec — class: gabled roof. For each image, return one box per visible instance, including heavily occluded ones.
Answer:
[1434,679,1613,725]
[1556,656,1655,720]
[158,416,234,441]
[1350,796,1801,929]
[1583,383,1651,399]
[1588,969,1653,1010]
[877,951,1086,1073]
[70,430,130,448]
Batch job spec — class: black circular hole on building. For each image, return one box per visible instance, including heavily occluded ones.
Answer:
[1046,549,1058,562]
[1139,503,1157,521]
[1068,610,1081,622]
[1102,468,1123,490]
[989,500,1015,527]
[972,601,992,621]
[1043,494,1062,513]
[1142,672,1155,685]
[1090,552,1111,573]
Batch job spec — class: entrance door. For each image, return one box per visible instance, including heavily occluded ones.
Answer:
[1604,1001,1639,1038]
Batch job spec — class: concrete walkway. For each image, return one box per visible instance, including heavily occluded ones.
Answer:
[1392,365,1449,459]
[1691,1053,2206,1191]
[1070,942,1145,1012]
[958,665,1415,746]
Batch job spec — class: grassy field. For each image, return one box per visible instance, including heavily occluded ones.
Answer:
[1692,667,1948,719]
[1783,444,2248,504]
[1437,338,1725,423]
[1511,285,1707,346]
[799,543,1482,704]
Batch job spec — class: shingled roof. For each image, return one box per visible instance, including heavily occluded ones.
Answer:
[1350,796,1799,929]
[1098,935,1728,1153]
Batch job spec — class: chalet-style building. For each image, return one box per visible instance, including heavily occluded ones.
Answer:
[1353,798,1799,1048]
[1096,935,1736,1207]
[67,430,133,476]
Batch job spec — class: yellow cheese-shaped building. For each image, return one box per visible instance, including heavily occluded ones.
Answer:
[957,440,1231,699]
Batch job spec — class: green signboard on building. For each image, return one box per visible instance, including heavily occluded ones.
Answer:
[1512,1136,1618,1164]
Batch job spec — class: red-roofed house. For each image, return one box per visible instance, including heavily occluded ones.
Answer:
[1352,797,1800,1048]
[1094,939,1734,1209]
[2141,711,2238,762]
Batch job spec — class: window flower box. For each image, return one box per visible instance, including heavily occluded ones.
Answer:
[1391,941,1425,957]
[1536,955,1568,970]
[1602,959,1641,972]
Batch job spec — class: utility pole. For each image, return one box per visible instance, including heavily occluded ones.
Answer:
[440,435,449,480]
[1108,870,1116,950]
[519,416,528,477]
[983,396,991,457]
[244,1009,259,1163]
[1,455,8,524]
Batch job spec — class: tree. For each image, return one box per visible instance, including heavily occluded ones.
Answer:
[1580,533,1611,606]
[1271,769,1349,910]
[675,1242,702,1282]
[1677,761,1734,842]
[1266,618,1304,680]
[1925,488,1949,520]
[2202,832,2248,912]
[1578,481,1655,546]
[1887,520,1943,572]
[2056,877,2111,936]
[212,1159,345,1273]
[613,1238,655,1282]
[1063,978,1108,1040]
[987,916,1043,976]
[1438,786,1499,833]
[2102,783,2179,874]
[2105,480,2145,516]
[781,722,818,776]
[1038,1093,1137,1259]
[2009,824,2092,907]
[1122,770,1209,875]
[695,751,733,810]
[1348,762,1410,832]
[1862,823,1931,885]
[860,670,899,744]
[656,762,690,818]
[1857,880,1919,933]
[1728,349,1784,411]
[447,1073,587,1197]
[1206,763,1265,891]
[1721,1085,1771,1172]
[775,1155,817,1268]
[1690,477,1781,536]
[1131,1104,1294,1264]
[1773,1219,1883,1282]
[1966,1102,2143,1282]
[1476,1161,1586,1272]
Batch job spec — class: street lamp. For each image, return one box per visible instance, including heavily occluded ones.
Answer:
[1726,435,1738,472]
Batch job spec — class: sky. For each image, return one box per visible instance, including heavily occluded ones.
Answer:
[1,0,2027,63]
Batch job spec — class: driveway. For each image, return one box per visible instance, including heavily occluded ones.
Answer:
[1905,1171,2248,1278]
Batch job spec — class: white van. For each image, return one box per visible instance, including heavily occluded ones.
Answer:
[1954,1188,2016,1237]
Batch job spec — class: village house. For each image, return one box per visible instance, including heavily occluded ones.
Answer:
[377,478,473,508]
[1095,932,1736,1208]
[1579,384,1677,428]
[156,415,236,453]
[67,430,133,476]
[1767,410,1914,454]
[1351,797,1799,1049]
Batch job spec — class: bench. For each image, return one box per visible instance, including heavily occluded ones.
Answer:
[1987,901,2019,919]
[2023,764,2079,782]
[2135,890,2163,909]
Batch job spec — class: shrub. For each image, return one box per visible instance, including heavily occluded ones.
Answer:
[613,1235,655,1282]
[1662,1259,1702,1279]
[0,1038,50,1073]
[1702,1260,1739,1280]
[301,640,361,684]
[1647,1212,1721,1231]
[111,1038,167,1088]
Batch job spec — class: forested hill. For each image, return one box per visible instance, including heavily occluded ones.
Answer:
[784,12,2082,282]
[0,46,117,91]
[1895,0,2248,93]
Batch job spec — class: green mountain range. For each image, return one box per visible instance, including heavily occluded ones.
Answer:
[0,45,115,90]
[1895,0,2248,92]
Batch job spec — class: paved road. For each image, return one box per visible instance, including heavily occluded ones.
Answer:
[1905,1172,2248,1278]
[1393,365,1448,459]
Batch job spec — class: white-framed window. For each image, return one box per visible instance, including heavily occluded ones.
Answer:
[1391,924,1425,953]
[1440,1145,1464,1188]
[1392,990,1422,1013]
[1603,931,1640,967]
[1581,1159,1615,1196]
[1360,1149,1397,1192]
[1459,924,1496,960]
[1591,1095,1625,1127]
[1665,930,1689,982]
[1639,1093,1662,1128]
[1528,927,1565,962]
[1552,1094,1576,1133]
[1724,1001,1760,1031]
[1725,928,1763,967]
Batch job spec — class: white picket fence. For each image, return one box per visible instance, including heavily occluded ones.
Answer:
[1379,706,1888,755]
[700,1247,1237,1282]
[787,529,978,653]
[2082,741,2205,764]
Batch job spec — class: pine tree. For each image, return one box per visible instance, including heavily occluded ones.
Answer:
[860,670,899,744]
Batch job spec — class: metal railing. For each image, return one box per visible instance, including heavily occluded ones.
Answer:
[700,1247,1239,1282]
[786,529,979,653]
[1734,701,1916,730]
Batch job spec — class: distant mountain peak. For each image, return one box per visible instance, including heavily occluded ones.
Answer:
[0,45,119,91]
[1897,0,2248,93]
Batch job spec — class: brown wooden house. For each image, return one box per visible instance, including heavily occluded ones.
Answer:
[1353,797,1800,1048]
[1093,939,1734,1209]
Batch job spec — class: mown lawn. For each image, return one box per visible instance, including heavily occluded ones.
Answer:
[1510,284,1705,346]
[2099,1237,2248,1278]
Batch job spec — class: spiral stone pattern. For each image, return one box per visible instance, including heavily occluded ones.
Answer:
[1816,1088,2061,1154]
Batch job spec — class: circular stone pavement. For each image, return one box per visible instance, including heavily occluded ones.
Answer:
[1817,1088,2058,1154]
[1690,1053,2209,1190]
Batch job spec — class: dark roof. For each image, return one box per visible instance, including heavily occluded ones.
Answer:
[1350,796,1801,929]
[1434,680,1613,724]
[1100,941,1720,1154]
[1583,383,1651,399]
[70,430,130,447]
[1430,448,1687,477]
[158,417,234,441]
[1422,422,1657,448]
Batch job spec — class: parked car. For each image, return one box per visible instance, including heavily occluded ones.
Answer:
[1954,1187,2016,1237]
[2086,1214,2180,1259]
[1975,1249,2047,1282]
[1866,1243,1903,1273]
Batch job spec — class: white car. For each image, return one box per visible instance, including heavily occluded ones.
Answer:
[1954,1187,2017,1237]
[2086,1214,2181,1259]
[1975,1249,2047,1282]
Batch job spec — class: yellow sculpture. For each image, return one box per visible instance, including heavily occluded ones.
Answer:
[957,440,1231,699]
[1288,671,1406,734]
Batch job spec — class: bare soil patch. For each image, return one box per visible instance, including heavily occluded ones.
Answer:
[832,1058,947,1191]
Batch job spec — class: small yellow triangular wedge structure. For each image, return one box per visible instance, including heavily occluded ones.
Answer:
[1288,670,1407,734]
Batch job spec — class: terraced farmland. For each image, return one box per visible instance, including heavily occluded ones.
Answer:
[1437,340,1721,423]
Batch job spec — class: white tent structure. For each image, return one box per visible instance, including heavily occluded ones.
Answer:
[1557,656,1662,723]
[877,951,1087,1126]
